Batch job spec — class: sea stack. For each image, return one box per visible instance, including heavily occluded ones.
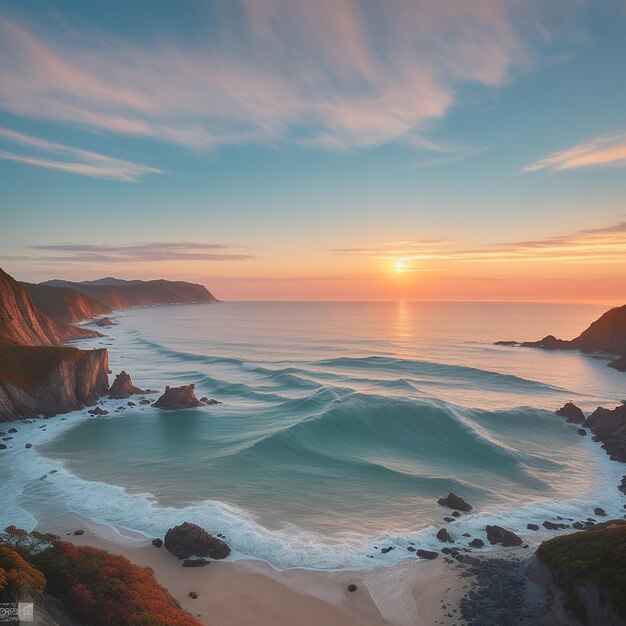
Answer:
[555,403,586,424]
[108,371,148,399]
[153,384,203,410]
[437,492,473,512]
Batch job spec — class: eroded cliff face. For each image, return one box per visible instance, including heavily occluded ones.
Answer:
[0,269,99,345]
[0,267,110,421]
[0,346,109,420]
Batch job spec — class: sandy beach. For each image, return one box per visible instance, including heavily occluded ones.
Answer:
[37,514,466,626]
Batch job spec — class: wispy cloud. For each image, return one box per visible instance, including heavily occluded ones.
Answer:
[331,240,450,257]
[523,133,626,172]
[0,126,161,181]
[0,2,573,151]
[333,222,626,269]
[21,242,255,263]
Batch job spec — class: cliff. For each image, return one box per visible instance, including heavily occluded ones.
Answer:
[535,520,626,625]
[0,268,109,421]
[572,305,626,356]
[0,269,99,346]
[584,403,626,463]
[22,282,112,323]
[41,277,218,310]
[499,304,626,372]
[0,343,109,420]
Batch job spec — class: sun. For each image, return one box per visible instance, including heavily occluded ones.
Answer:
[395,259,405,274]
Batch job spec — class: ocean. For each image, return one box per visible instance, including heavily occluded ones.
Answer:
[2,301,625,569]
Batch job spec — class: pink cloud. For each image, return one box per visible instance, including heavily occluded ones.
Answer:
[0,2,575,150]
[523,133,626,172]
[0,126,161,181]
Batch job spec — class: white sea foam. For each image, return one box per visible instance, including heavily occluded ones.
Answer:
[2,302,625,571]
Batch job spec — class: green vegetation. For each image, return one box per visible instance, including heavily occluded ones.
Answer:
[1,527,202,626]
[0,343,77,390]
[536,521,626,623]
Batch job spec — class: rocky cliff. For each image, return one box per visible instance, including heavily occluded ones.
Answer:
[41,277,218,310]
[22,282,112,323]
[0,267,109,421]
[498,304,626,372]
[0,344,109,420]
[0,269,99,345]
[584,403,626,463]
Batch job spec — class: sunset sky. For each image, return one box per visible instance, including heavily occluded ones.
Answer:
[1,0,625,301]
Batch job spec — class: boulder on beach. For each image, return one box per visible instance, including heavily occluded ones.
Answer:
[555,402,586,424]
[182,558,209,568]
[108,371,148,399]
[153,385,203,410]
[164,522,230,560]
[437,492,473,512]
[485,525,522,547]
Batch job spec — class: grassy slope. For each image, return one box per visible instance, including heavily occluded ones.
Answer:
[536,521,626,621]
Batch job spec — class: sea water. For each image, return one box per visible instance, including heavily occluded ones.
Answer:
[1,301,625,569]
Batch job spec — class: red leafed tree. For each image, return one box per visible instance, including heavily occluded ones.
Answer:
[0,546,46,599]
[33,541,203,626]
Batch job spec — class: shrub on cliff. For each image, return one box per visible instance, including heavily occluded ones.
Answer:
[32,541,202,626]
[536,520,626,622]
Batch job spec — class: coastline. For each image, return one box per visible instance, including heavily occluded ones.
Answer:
[2,300,625,624]
[36,513,465,626]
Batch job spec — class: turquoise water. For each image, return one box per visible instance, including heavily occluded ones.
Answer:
[2,302,625,568]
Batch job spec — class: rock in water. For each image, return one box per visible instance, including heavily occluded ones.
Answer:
[485,525,522,547]
[153,385,203,410]
[416,549,439,560]
[108,371,148,399]
[437,492,473,512]
[436,528,453,543]
[164,522,230,560]
[543,521,569,530]
[555,402,586,424]
[608,355,626,372]
[94,317,116,327]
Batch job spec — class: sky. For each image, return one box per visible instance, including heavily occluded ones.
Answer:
[0,0,625,301]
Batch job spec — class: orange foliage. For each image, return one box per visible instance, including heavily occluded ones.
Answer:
[34,541,202,626]
[0,546,46,598]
